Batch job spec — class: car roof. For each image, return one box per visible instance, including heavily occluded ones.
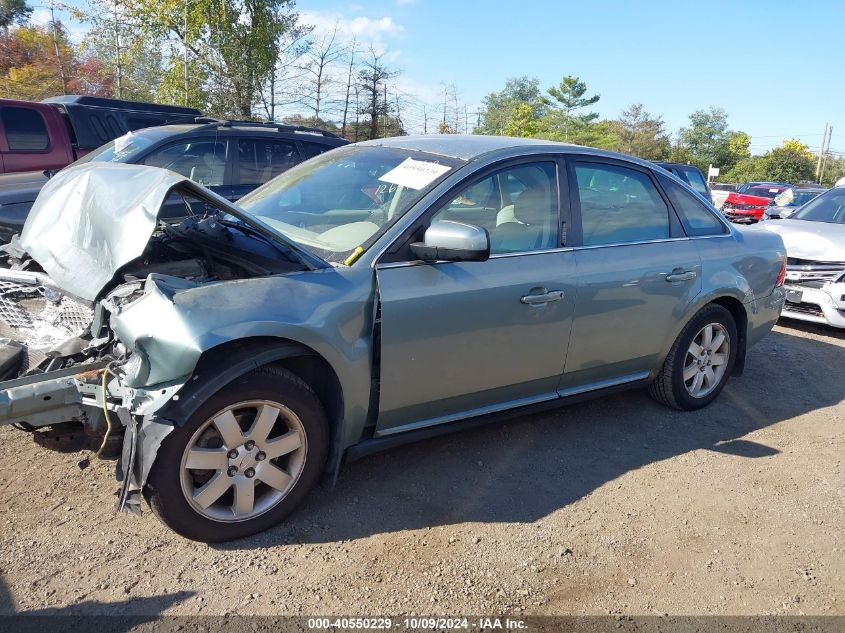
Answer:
[654,162,702,171]
[357,134,658,167]
[126,123,347,145]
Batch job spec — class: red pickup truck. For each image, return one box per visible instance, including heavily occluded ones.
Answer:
[0,95,201,175]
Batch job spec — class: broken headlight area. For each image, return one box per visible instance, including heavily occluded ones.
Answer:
[0,271,112,379]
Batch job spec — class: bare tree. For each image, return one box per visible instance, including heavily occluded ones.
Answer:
[358,47,397,140]
[260,26,310,121]
[295,25,344,122]
[340,35,357,138]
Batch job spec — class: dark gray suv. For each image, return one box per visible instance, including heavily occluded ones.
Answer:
[0,119,348,242]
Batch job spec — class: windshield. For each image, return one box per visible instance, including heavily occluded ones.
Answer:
[237,145,465,263]
[69,132,158,167]
[775,188,824,207]
[791,188,845,224]
[744,186,785,199]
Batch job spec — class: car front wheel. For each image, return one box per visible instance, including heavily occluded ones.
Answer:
[649,304,738,411]
[145,366,328,542]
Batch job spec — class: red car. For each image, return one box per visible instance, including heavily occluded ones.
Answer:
[722,183,789,224]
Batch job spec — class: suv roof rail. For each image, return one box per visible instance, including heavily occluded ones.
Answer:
[192,117,341,138]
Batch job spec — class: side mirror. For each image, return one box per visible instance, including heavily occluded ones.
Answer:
[410,220,490,263]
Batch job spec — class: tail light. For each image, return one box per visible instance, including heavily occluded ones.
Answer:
[775,256,787,287]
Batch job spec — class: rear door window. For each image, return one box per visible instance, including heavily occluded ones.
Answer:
[574,162,670,246]
[237,138,301,184]
[141,138,228,186]
[1,107,49,151]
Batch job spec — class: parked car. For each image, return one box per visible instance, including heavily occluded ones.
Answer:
[0,95,201,175]
[654,162,711,200]
[0,119,348,243]
[761,186,845,327]
[0,136,786,541]
[763,186,826,219]
[708,182,737,210]
[722,182,791,224]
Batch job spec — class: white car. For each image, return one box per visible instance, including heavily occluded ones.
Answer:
[762,187,845,328]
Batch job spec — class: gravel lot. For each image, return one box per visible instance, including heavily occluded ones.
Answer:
[0,320,842,618]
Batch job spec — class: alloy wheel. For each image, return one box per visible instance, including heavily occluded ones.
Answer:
[683,323,730,398]
[179,400,307,523]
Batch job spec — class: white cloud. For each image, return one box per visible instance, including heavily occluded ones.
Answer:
[299,10,405,49]
[29,6,88,44]
[349,16,404,38]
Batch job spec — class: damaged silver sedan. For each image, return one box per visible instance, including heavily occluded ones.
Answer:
[0,137,786,541]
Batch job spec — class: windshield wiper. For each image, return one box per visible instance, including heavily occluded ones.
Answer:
[218,217,306,263]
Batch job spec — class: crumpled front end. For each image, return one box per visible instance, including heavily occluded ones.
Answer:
[0,162,325,512]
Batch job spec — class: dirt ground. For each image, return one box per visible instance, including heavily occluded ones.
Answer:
[0,320,842,618]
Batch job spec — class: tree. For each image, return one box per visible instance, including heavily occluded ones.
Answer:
[79,0,163,101]
[721,156,764,184]
[0,23,76,100]
[282,113,339,134]
[476,76,543,135]
[295,26,343,121]
[609,103,670,159]
[339,35,357,138]
[357,47,397,140]
[126,0,305,117]
[781,138,813,160]
[503,102,539,137]
[820,155,845,187]
[674,107,750,173]
[542,75,600,141]
[722,139,816,184]
[0,0,31,31]
[727,131,751,162]
[760,143,815,183]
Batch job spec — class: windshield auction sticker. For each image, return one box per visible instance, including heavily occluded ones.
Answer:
[379,158,451,190]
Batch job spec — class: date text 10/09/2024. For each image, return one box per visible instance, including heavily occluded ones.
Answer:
[307,617,528,630]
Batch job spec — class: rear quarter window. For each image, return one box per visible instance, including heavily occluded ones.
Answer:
[0,107,49,151]
[660,176,727,237]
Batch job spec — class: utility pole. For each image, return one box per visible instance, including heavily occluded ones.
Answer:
[422,104,427,134]
[816,123,829,182]
[819,126,833,184]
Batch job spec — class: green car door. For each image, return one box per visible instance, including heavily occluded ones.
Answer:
[559,158,702,393]
[374,160,577,435]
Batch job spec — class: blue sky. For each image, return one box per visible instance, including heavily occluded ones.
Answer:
[40,0,845,154]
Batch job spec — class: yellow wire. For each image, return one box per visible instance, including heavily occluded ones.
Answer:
[95,368,114,458]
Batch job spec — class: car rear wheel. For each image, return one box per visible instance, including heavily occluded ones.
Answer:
[649,304,738,411]
[145,366,328,542]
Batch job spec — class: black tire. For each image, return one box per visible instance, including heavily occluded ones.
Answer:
[144,366,328,542]
[648,304,738,411]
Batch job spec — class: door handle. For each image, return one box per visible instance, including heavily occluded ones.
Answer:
[521,290,565,305]
[666,270,697,283]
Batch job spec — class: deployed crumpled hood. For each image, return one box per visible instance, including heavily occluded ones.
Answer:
[20,163,325,303]
[20,163,187,302]
[762,219,845,262]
